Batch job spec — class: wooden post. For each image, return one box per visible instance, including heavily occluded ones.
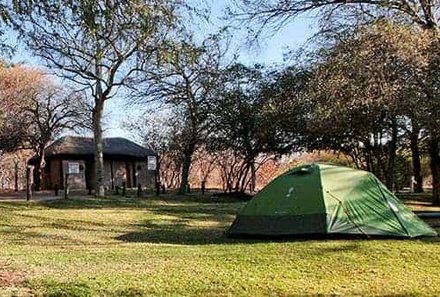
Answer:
[137,183,142,198]
[54,184,59,196]
[88,186,92,196]
[64,173,69,199]
[201,181,206,195]
[187,183,191,193]
[122,182,126,196]
[26,166,32,201]
[154,165,160,195]
[161,184,165,194]
[110,161,114,190]
[14,162,19,192]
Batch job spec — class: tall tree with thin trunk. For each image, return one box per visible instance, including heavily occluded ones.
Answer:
[8,0,179,197]
[142,34,226,194]
[406,119,424,193]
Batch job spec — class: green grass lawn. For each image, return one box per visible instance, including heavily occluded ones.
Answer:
[0,195,440,296]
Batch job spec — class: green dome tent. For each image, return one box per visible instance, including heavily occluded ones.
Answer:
[228,163,437,238]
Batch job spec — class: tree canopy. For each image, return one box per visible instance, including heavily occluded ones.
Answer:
[6,0,182,197]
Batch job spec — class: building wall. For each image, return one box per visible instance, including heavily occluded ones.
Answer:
[62,160,87,190]
[47,158,61,189]
[44,157,156,190]
[135,161,155,188]
[104,160,155,189]
[103,161,129,189]
[126,162,134,187]
[113,161,127,187]
[103,161,112,189]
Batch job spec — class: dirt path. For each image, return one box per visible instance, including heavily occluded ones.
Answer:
[0,190,61,202]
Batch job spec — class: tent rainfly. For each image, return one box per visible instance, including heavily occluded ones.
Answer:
[228,163,438,238]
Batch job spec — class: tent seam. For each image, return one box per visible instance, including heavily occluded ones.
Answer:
[373,177,411,237]
[317,165,329,232]
[325,189,370,238]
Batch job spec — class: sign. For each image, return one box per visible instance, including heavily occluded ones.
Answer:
[68,162,80,174]
[147,156,157,170]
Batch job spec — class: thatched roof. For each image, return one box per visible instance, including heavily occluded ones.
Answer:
[43,136,156,158]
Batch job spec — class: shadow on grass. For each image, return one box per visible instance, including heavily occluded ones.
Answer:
[4,195,438,246]
[115,203,245,245]
[37,196,152,209]
[116,226,235,245]
[35,196,244,229]
[116,226,379,246]
[114,221,345,245]
[33,195,247,210]
[116,215,440,245]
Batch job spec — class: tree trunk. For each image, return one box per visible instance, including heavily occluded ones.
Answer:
[34,161,41,192]
[234,161,247,193]
[93,101,105,198]
[250,161,256,192]
[178,140,196,195]
[34,145,46,191]
[14,161,19,192]
[428,137,440,205]
[26,166,32,201]
[364,144,374,173]
[239,162,251,193]
[409,123,423,193]
[385,119,398,191]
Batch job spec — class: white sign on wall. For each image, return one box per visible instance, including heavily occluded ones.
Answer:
[68,162,80,174]
[147,156,157,170]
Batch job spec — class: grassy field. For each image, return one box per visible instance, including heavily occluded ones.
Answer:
[0,194,440,296]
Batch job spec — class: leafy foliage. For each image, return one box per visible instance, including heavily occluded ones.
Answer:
[142,33,227,193]
[6,0,181,197]
[0,65,44,152]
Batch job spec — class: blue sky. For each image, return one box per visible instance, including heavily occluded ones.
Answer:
[199,1,317,64]
[7,1,317,141]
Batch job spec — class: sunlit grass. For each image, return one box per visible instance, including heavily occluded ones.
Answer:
[0,195,439,296]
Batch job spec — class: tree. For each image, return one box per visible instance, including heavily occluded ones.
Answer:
[209,64,309,192]
[142,34,226,194]
[26,87,90,190]
[305,23,399,187]
[303,22,440,197]
[124,108,186,189]
[232,0,440,204]
[0,64,89,190]
[0,64,44,153]
[214,149,249,193]
[8,0,180,197]
[190,147,218,190]
[231,0,439,34]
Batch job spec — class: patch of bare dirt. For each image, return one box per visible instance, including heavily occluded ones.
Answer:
[0,190,61,202]
[0,262,26,288]
[405,200,440,212]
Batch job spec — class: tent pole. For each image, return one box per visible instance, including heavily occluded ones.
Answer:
[325,190,370,238]
[373,177,411,237]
